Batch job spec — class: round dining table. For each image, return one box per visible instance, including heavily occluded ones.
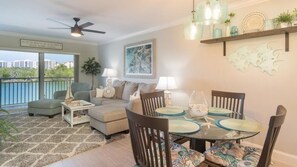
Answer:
[158,110,261,153]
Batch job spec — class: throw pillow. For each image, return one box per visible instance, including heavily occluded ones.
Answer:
[129,90,140,101]
[113,80,126,99]
[103,87,115,98]
[122,82,138,101]
[138,83,157,93]
[95,88,104,98]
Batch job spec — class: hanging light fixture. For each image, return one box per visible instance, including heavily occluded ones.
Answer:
[184,0,203,40]
[196,0,228,25]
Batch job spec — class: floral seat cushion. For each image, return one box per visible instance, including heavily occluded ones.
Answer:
[164,142,205,167]
[204,141,261,167]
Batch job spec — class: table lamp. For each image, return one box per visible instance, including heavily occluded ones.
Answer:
[102,68,116,87]
[156,76,177,106]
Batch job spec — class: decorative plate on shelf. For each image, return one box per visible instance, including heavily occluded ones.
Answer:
[241,12,266,33]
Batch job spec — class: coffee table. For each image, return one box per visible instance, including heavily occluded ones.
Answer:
[61,100,95,127]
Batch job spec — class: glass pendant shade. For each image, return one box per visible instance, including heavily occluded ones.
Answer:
[196,0,228,25]
[184,21,204,40]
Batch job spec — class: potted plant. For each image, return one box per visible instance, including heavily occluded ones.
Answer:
[81,57,101,89]
[292,8,297,26]
[224,12,235,36]
[0,109,17,142]
[274,11,293,28]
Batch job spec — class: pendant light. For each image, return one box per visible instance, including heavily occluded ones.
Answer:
[184,0,203,40]
[196,0,228,25]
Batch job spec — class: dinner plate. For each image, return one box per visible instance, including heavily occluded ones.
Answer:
[155,106,184,116]
[208,107,233,116]
[169,120,200,133]
[241,12,266,34]
[218,119,261,133]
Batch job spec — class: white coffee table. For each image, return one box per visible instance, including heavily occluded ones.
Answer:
[61,100,95,128]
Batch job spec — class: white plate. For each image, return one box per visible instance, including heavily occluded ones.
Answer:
[169,120,200,133]
[241,12,266,33]
[208,107,233,116]
[155,106,184,115]
[219,119,262,133]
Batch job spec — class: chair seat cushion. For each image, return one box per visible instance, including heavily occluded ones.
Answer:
[204,141,261,167]
[166,142,205,167]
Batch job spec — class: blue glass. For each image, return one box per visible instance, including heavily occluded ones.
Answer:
[213,28,222,38]
[230,26,238,36]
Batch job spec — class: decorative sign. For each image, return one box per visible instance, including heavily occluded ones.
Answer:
[227,43,281,75]
[20,39,63,50]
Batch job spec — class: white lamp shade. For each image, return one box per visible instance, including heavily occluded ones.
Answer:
[102,68,116,77]
[156,77,177,90]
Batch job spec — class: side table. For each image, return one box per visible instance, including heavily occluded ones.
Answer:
[61,100,95,128]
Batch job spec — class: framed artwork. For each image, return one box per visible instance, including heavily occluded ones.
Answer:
[124,39,155,78]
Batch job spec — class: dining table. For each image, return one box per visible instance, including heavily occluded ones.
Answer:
[156,106,261,153]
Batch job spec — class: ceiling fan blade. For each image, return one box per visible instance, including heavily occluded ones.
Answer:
[48,27,70,29]
[47,18,72,27]
[79,22,94,28]
[82,29,106,34]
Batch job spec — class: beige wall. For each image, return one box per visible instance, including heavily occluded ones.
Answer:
[98,0,297,158]
[0,34,99,86]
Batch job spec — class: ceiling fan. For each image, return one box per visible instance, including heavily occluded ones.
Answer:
[48,17,106,37]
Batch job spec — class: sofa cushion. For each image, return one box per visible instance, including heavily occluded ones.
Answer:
[113,80,126,99]
[138,83,156,93]
[122,81,138,101]
[88,104,127,122]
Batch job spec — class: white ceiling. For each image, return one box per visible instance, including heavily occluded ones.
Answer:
[0,0,266,45]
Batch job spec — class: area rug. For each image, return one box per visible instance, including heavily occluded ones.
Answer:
[0,113,127,167]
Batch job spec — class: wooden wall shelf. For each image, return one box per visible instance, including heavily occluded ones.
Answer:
[200,26,297,56]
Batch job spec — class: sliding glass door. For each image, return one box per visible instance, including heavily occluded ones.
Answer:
[0,50,75,108]
[43,53,74,99]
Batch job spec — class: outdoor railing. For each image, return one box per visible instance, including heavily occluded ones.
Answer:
[0,77,73,108]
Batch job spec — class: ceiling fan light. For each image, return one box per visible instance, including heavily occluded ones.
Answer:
[71,27,82,37]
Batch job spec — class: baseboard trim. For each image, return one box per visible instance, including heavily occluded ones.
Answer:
[242,141,297,166]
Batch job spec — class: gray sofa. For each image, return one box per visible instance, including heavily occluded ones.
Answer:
[54,82,92,102]
[88,80,156,139]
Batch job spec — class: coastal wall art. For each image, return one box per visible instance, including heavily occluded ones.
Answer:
[124,39,155,78]
[227,43,282,75]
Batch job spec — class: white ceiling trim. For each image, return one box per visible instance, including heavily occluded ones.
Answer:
[101,0,271,45]
[0,31,99,46]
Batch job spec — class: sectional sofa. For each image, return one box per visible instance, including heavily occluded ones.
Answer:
[88,80,156,139]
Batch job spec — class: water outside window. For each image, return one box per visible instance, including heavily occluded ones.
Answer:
[0,50,74,108]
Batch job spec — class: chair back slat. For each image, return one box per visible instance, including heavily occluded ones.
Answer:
[257,105,287,167]
[126,108,172,167]
[140,91,166,116]
[211,90,245,119]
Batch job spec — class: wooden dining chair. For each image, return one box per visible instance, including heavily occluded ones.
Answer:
[203,105,287,167]
[211,90,245,119]
[125,108,205,167]
[140,91,165,117]
[140,91,189,144]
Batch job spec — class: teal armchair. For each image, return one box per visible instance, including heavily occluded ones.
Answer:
[54,82,92,102]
